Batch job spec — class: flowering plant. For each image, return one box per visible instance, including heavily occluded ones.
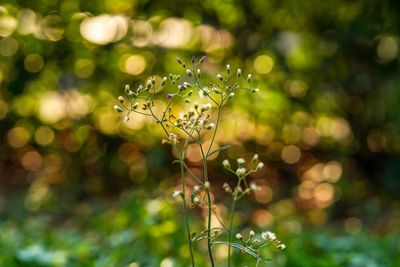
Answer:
[114,56,284,266]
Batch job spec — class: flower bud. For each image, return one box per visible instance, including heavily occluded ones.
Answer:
[206,123,215,130]
[222,159,231,169]
[123,115,129,122]
[249,230,255,237]
[201,103,211,112]
[251,88,259,93]
[226,64,231,74]
[237,158,245,165]
[191,56,196,64]
[256,162,264,171]
[186,69,192,77]
[197,69,201,78]
[133,102,139,109]
[252,154,259,163]
[277,244,286,250]
[236,69,242,77]
[236,233,243,240]
[236,167,246,176]
[176,57,183,65]
[199,55,207,63]
[114,105,123,112]
[161,77,167,86]
[118,96,124,103]
[204,181,210,188]
[247,74,252,83]
[217,73,223,81]
[228,92,234,98]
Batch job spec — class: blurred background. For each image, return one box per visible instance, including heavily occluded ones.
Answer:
[0,0,399,266]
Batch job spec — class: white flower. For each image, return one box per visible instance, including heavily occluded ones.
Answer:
[261,231,276,241]
[236,167,246,176]
[228,92,234,98]
[249,230,255,237]
[236,233,243,240]
[206,123,215,130]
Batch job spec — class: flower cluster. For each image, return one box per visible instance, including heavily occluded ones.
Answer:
[222,154,264,198]
[234,229,286,258]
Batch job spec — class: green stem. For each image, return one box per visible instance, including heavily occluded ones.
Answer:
[179,160,195,267]
[228,193,238,267]
[199,139,215,267]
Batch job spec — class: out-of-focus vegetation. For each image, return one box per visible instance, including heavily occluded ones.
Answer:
[1,0,400,266]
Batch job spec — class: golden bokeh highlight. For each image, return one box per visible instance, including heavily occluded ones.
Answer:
[281,145,301,164]
[74,58,95,78]
[0,37,19,56]
[21,150,43,171]
[34,126,55,146]
[24,53,45,73]
[254,55,274,74]
[7,127,30,148]
[122,54,147,75]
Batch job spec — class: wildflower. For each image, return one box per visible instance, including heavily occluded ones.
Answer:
[256,162,264,171]
[252,154,259,163]
[199,55,207,63]
[193,185,200,191]
[186,69,192,77]
[217,74,223,81]
[228,92,234,98]
[114,105,123,112]
[197,69,201,78]
[237,158,245,165]
[237,68,242,77]
[277,244,286,250]
[123,115,129,122]
[191,56,196,64]
[204,181,210,188]
[236,233,243,240]
[176,57,183,65]
[261,231,276,241]
[226,64,231,74]
[251,88,259,93]
[118,96,124,103]
[167,93,174,99]
[253,239,261,244]
[222,159,231,169]
[236,167,246,176]
[133,102,139,109]
[249,230,255,237]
